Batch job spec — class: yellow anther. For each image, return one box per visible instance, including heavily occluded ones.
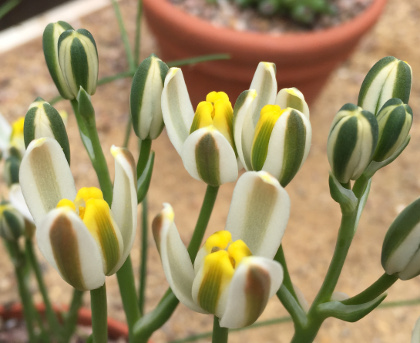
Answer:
[204,230,232,253]
[206,91,230,105]
[227,240,252,268]
[56,199,76,211]
[75,187,103,204]
[11,118,25,136]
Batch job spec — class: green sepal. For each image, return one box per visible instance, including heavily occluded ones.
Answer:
[137,152,155,204]
[372,98,412,162]
[328,173,357,214]
[24,98,71,164]
[3,155,20,186]
[77,87,96,123]
[317,294,386,322]
[358,56,412,115]
[0,202,25,241]
[130,54,169,140]
[42,21,74,99]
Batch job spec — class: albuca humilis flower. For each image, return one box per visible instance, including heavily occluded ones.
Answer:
[327,104,378,184]
[233,62,312,187]
[0,114,25,159]
[381,197,420,280]
[358,56,412,115]
[0,201,26,241]
[153,171,290,328]
[19,138,137,290]
[161,68,238,186]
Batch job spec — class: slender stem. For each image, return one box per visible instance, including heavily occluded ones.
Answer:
[111,0,135,72]
[90,284,108,343]
[138,195,149,316]
[62,290,84,342]
[274,245,299,301]
[188,185,219,260]
[137,139,152,179]
[134,0,142,65]
[212,316,228,343]
[25,239,61,339]
[123,117,132,148]
[70,100,113,205]
[98,71,133,86]
[116,256,141,339]
[276,285,307,328]
[167,54,230,68]
[133,185,219,341]
[343,273,398,305]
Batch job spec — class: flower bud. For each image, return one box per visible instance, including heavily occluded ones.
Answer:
[130,55,169,140]
[3,155,20,186]
[43,21,74,99]
[358,56,412,115]
[0,202,25,241]
[58,28,99,99]
[381,198,420,280]
[327,104,378,184]
[24,97,70,163]
[372,98,413,162]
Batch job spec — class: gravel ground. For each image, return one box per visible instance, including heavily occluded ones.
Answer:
[0,0,420,342]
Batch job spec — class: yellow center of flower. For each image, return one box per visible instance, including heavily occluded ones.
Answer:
[251,104,286,170]
[56,187,120,274]
[197,230,252,314]
[9,117,25,152]
[189,91,235,149]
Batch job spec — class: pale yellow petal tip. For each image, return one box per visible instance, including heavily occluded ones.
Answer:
[257,171,278,186]
[28,99,44,110]
[110,145,121,157]
[262,62,275,70]
[162,203,175,222]
[169,67,180,77]
[248,90,258,99]
[31,137,48,147]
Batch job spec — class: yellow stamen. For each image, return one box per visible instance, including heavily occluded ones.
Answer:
[56,199,76,211]
[227,240,252,268]
[204,230,232,253]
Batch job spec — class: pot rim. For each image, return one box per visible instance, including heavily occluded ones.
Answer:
[143,0,387,55]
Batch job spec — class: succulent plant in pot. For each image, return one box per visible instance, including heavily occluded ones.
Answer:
[142,0,387,106]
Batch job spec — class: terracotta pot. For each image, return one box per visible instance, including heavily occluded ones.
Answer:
[0,303,128,340]
[143,0,387,106]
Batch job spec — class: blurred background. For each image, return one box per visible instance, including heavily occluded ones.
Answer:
[0,0,419,342]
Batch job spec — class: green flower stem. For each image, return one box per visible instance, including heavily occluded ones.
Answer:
[138,195,149,316]
[116,256,141,340]
[90,284,108,343]
[111,0,135,72]
[132,185,220,341]
[188,185,219,259]
[212,316,228,343]
[25,239,61,340]
[276,285,307,328]
[342,273,398,305]
[134,0,142,65]
[274,245,299,302]
[8,241,36,342]
[98,71,134,86]
[70,99,113,205]
[62,290,84,342]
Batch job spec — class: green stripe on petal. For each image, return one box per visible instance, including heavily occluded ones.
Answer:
[182,128,238,186]
[38,208,106,290]
[219,257,283,328]
[19,138,77,225]
[161,68,195,155]
[226,171,290,259]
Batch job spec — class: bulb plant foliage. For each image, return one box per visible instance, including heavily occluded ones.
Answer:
[0,10,418,343]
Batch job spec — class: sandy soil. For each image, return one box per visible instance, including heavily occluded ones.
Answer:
[0,0,420,342]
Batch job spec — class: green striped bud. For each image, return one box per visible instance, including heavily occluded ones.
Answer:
[24,98,70,164]
[43,21,74,99]
[381,198,420,280]
[358,56,412,115]
[58,28,99,99]
[250,104,311,187]
[327,104,378,184]
[0,202,25,241]
[130,55,169,140]
[372,98,413,162]
[3,155,20,186]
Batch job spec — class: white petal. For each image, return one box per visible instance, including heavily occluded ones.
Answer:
[37,207,105,290]
[9,184,33,223]
[249,62,277,126]
[19,138,76,225]
[161,68,195,155]
[226,171,290,259]
[275,88,310,118]
[110,146,138,272]
[181,127,238,186]
[219,256,283,328]
[0,113,11,154]
[412,317,420,343]
[152,203,205,313]
[233,90,258,170]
